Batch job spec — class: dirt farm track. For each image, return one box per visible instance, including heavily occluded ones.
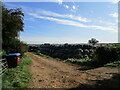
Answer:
[26,52,120,89]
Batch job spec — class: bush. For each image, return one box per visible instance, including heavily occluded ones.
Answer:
[64,58,94,66]
[0,50,6,56]
[104,61,120,67]
[3,38,28,56]
[93,47,119,66]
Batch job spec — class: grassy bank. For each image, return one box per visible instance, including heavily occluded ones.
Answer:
[104,61,120,67]
[63,58,120,67]
[32,52,62,61]
[64,58,96,66]
[33,52,120,67]
[32,52,96,67]
[2,55,32,89]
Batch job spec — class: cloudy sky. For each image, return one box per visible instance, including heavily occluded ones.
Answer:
[5,0,118,44]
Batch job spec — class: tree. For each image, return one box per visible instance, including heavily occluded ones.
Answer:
[88,38,99,46]
[2,5,28,55]
[2,5,24,50]
[2,6,24,38]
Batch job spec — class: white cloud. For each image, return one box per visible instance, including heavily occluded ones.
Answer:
[64,5,69,9]
[111,0,119,3]
[29,13,117,32]
[72,5,76,9]
[29,13,89,28]
[109,12,118,18]
[35,9,91,22]
[57,0,63,4]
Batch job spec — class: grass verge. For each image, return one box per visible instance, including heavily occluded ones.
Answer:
[2,55,32,89]
[32,52,62,61]
[32,52,95,66]
[33,52,120,67]
[63,58,96,66]
[104,61,120,67]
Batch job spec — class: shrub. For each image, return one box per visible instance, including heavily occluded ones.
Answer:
[3,38,28,56]
[0,50,6,56]
[64,58,97,67]
[104,61,120,67]
[2,6,27,56]
[93,47,119,66]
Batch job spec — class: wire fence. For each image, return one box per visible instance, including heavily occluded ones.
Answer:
[0,58,8,76]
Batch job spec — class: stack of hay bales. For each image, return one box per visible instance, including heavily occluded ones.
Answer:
[39,44,94,59]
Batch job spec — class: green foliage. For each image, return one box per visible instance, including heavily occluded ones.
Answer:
[2,55,32,89]
[32,52,45,56]
[93,47,119,66]
[20,55,32,65]
[88,38,99,46]
[2,5,24,40]
[34,52,94,66]
[2,5,27,55]
[64,58,96,66]
[0,50,6,56]
[64,58,91,63]
[104,61,120,67]
[3,38,28,56]
[33,50,120,67]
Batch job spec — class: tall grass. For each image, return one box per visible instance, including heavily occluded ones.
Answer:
[32,52,62,61]
[2,55,32,89]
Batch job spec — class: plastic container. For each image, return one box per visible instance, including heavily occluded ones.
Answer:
[5,53,21,68]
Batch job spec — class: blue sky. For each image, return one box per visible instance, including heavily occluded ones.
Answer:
[5,1,118,44]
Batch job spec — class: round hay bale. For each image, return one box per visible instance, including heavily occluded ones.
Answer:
[83,55,89,58]
[74,54,83,59]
